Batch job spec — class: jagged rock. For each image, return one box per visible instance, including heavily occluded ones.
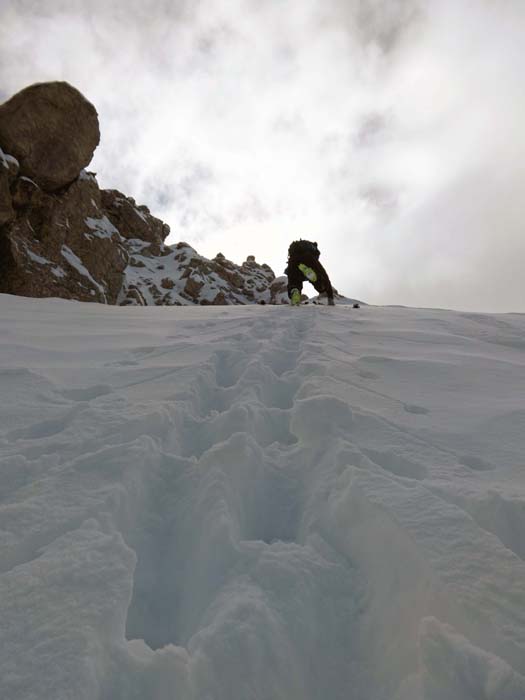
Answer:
[270,276,289,304]
[0,82,100,192]
[121,286,146,306]
[0,173,127,303]
[11,176,41,209]
[160,278,174,290]
[101,189,169,247]
[184,276,204,299]
[118,239,282,306]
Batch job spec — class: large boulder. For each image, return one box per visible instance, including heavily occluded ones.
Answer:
[0,82,100,192]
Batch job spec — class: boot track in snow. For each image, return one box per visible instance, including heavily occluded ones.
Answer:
[1,296,525,700]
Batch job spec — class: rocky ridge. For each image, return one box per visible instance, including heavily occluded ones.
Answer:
[0,82,289,306]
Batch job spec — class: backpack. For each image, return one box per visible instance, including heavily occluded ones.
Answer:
[288,240,320,259]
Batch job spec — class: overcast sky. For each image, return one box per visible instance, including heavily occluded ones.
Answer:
[1,0,524,311]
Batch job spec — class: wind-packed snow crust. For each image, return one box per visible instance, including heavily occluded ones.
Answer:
[1,295,525,699]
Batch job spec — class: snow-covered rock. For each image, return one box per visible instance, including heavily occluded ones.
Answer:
[119,241,278,306]
[101,188,169,251]
[1,297,524,699]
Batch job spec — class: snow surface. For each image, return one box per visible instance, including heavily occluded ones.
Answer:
[1,294,525,700]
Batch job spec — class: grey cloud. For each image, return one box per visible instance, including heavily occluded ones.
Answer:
[356,0,423,52]
[359,185,399,215]
[1,0,524,310]
[315,0,424,52]
[355,113,391,148]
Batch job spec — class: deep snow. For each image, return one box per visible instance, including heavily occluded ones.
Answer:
[1,294,525,700]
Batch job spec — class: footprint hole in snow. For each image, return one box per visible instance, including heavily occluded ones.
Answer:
[263,350,298,377]
[362,448,428,480]
[61,385,113,402]
[465,491,525,560]
[403,403,429,415]
[290,395,353,443]
[357,369,380,380]
[7,411,79,441]
[459,455,494,472]
[213,350,250,388]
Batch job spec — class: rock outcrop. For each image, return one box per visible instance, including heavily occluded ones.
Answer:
[101,189,170,252]
[0,168,127,303]
[0,82,288,306]
[119,240,282,306]
[0,81,100,192]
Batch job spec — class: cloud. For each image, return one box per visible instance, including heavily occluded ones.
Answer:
[1,0,524,310]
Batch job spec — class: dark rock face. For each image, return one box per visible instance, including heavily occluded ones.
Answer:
[0,148,17,225]
[0,81,100,192]
[101,189,170,249]
[0,171,127,303]
[0,82,284,306]
[0,168,14,226]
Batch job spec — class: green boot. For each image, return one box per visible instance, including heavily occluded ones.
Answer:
[290,288,301,306]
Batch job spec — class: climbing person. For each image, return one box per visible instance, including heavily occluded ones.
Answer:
[285,240,335,306]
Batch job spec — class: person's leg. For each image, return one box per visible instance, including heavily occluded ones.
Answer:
[287,265,304,304]
[287,267,304,296]
[312,277,335,305]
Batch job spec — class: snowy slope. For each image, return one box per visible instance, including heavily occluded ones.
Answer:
[1,294,525,700]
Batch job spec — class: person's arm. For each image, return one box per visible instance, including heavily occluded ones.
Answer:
[311,259,334,304]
